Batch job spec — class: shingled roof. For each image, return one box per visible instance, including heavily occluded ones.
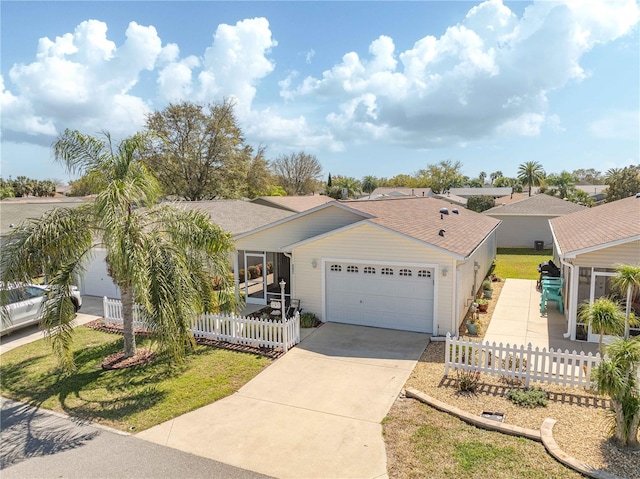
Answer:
[484,193,587,216]
[344,197,500,258]
[549,195,640,256]
[250,195,335,213]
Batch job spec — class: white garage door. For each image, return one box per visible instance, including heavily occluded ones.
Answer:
[326,262,434,333]
[81,250,120,299]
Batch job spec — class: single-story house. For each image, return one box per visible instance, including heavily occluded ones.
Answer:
[448,187,512,199]
[81,200,297,298]
[234,197,501,336]
[484,194,586,249]
[549,194,640,342]
[432,193,468,207]
[250,195,336,212]
[367,187,433,198]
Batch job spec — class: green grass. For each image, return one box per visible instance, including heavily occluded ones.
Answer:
[0,327,272,432]
[384,402,581,479]
[494,248,553,280]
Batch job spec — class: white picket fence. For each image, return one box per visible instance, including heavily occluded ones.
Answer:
[103,297,300,352]
[444,333,601,389]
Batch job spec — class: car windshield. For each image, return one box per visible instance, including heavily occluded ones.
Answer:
[1,286,46,305]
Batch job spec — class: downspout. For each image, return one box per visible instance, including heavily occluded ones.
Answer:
[560,258,574,339]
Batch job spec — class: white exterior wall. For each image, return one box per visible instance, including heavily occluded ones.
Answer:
[293,223,457,336]
[81,248,120,298]
[455,230,498,329]
[572,241,640,267]
[488,215,554,249]
[235,206,364,252]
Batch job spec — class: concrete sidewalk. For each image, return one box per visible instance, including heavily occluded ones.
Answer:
[136,323,429,479]
[484,279,597,353]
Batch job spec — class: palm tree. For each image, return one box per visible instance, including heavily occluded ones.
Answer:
[361,175,378,196]
[1,129,238,370]
[592,337,640,447]
[578,297,625,354]
[478,171,487,185]
[612,264,640,339]
[517,161,545,197]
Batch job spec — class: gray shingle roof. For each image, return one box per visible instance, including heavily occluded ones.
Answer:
[448,187,512,198]
[345,197,501,258]
[174,200,294,235]
[550,195,640,255]
[0,198,88,235]
[484,193,587,216]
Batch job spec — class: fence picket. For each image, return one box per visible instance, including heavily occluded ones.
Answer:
[103,298,300,352]
[444,333,600,389]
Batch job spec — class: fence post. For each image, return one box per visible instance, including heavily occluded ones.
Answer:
[444,333,451,376]
[103,296,107,324]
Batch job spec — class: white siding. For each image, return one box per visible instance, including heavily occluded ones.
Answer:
[488,215,554,249]
[573,241,640,268]
[235,206,364,252]
[293,223,457,335]
[81,248,120,298]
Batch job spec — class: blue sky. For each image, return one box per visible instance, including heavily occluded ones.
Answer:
[1,1,639,184]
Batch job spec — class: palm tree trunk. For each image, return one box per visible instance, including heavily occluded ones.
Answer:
[613,401,626,445]
[628,410,640,448]
[624,286,632,339]
[121,288,137,358]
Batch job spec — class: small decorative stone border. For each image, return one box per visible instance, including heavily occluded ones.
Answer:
[404,387,623,479]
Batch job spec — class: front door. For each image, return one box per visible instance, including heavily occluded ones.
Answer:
[245,253,267,305]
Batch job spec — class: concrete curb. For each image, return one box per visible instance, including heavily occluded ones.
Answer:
[404,387,541,441]
[540,418,622,479]
[404,387,624,479]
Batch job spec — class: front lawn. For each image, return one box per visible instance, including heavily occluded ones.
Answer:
[494,248,553,280]
[384,398,581,479]
[0,327,272,432]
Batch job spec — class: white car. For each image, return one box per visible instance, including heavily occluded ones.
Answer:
[0,284,82,335]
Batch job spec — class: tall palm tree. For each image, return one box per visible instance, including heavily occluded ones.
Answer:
[592,337,640,447]
[1,129,238,370]
[612,264,640,339]
[578,297,625,354]
[517,161,545,197]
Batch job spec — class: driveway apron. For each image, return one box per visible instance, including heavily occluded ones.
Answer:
[136,323,429,479]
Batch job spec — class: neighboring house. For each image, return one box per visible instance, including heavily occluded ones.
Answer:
[432,193,468,207]
[250,195,335,213]
[368,187,433,198]
[234,197,500,337]
[484,194,586,249]
[448,187,512,198]
[0,197,88,246]
[549,194,640,343]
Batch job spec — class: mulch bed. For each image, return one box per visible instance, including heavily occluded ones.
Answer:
[85,318,284,360]
[101,349,155,370]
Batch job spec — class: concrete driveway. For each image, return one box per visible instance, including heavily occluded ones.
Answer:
[137,323,429,479]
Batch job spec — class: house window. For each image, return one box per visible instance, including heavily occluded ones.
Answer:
[399,269,412,277]
[381,267,394,275]
[347,265,359,273]
[330,264,342,272]
[418,270,431,278]
[363,267,376,274]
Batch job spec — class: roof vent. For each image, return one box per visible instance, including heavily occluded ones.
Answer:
[452,208,459,214]
[439,229,446,237]
[439,207,449,215]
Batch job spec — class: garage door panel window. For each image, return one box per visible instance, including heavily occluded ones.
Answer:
[381,267,394,275]
[418,270,431,278]
[363,267,375,274]
[346,265,359,273]
[330,264,342,272]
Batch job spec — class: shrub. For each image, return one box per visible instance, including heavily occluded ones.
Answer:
[476,298,489,306]
[238,269,245,282]
[299,312,319,328]
[506,387,548,408]
[482,279,493,291]
[247,265,259,279]
[456,369,481,393]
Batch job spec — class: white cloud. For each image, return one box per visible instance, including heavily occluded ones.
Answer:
[589,110,640,140]
[305,49,315,64]
[3,19,162,141]
[281,0,639,147]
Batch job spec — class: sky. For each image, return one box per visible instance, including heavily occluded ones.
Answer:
[1,0,639,184]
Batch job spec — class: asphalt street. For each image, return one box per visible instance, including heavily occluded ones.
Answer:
[0,397,273,479]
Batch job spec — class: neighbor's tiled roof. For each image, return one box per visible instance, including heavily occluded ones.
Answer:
[345,197,500,257]
[250,195,335,212]
[0,198,89,235]
[484,193,587,216]
[174,200,294,235]
[550,195,640,255]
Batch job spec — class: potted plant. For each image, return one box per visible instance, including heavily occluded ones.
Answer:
[482,279,493,299]
[476,298,489,312]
